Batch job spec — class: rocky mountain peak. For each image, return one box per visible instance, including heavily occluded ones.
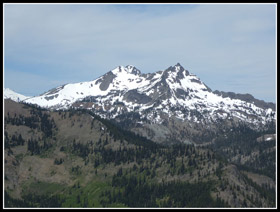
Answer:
[125,65,141,75]
[23,63,276,133]
[111,65,141,76]
[174,62,184,69]
[161,63,190,83]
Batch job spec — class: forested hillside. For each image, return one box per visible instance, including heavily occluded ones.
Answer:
[4,99,276,208]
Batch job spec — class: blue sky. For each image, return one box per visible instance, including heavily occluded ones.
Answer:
[4,3,276,102]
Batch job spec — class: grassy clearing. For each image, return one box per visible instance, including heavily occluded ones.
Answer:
[61,180,120,208]
[22,180,66,196]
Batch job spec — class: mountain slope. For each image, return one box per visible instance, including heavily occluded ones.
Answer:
[23,63,276,144]
[4,88,30,102]
[4,100,276,208]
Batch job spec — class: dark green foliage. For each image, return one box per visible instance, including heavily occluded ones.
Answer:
[4,103,275,208]
[40,114,55,137]
[5,191,32,208]
[210,123,276,180]
[71,166,82,175]
[74,109,160,149]
[21,193,63,207]
[4,132,25,149]
[107,175,226,207]
[5,191,64,208]
[71,140,91,159]
[5,106,56,141]
[27,138,53,155]
[5,114,39,129]
[54,158,64,165]
[242,173,275,207]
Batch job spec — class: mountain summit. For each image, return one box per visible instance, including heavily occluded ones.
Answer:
[169,63,189,75]
[23,63,275,144]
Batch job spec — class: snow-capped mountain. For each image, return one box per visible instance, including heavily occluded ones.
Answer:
[24,63,275,143]
[4,88,30,102]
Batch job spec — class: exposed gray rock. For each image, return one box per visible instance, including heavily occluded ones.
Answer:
[123,89,152,104]
[125,65,141,75]
[190,78,202,84]
[164,63,189,83]
[42,85,66,96]
[96,71,117,91]
[203,84,212,92]
[175,88,189,99]
[44,94,59,101]
[24,62,276,146]
[213,90,275,110]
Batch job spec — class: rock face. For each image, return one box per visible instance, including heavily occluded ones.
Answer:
[213,90,275,110]
[96,71,117,91]
[24,63,276,144]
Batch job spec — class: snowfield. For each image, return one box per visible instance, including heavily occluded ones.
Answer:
[4,88,30,102]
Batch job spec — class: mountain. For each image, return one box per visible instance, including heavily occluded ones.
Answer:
[4,99,276,208]
[24,63,276,144]
[4,88,30,102]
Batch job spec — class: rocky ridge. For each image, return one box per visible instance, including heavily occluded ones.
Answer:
[21,63,275,144]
